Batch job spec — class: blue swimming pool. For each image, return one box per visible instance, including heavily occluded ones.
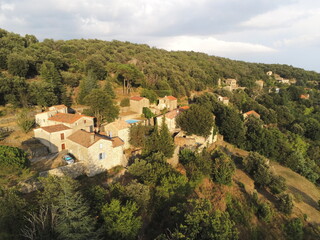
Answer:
[126,119,140,124]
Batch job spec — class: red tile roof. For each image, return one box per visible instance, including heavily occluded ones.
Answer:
[300,94,309,99]
[111,137,124,148]
[48,113,93,124]
[130,96,144,101]
[40,124,71,133]
[160,109,180,119]
[67,130,123,148]
[166,96,177,101]
[244,110,260,118]
[179,106,190,110]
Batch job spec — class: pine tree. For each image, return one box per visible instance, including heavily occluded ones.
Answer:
[55,178,98,240]
[144,117,175,158]
[102,199,142,240]
[159,116,175,158]
[40,61,63,102]
[78,70,98,104]
[144,124,160,155]
[104,80,116,99]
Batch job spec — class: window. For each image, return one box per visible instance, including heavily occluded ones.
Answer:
[84,120,86,124]
[60,133,64,140]
[61,143,65,150]
[99,152,106,160]
[99,143,103,149]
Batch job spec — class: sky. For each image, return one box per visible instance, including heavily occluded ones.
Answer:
[1,0,320,72]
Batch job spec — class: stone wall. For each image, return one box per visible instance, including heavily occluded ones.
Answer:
[39,162,86,178]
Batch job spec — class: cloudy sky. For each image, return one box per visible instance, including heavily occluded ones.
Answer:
[1,0,320,72]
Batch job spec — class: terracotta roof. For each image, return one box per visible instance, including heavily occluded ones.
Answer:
[40,124,71,133]
[179,106,190,110]
[49,104,67,111]
[244,110,260,118]
[111,137,124,147]
[130,96,144,101]
[166,96,177,101]
[48,113,93,124]
[67,130,123,148]
[104,120,130,130]
[300,94,309,99]
[158,109,180,119]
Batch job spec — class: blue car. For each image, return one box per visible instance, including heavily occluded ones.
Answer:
[63,154,74,164]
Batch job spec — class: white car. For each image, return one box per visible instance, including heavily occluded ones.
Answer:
[63,154,75,164]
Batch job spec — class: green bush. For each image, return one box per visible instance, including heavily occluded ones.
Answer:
[257,202,273,222]
[120,97,130,107]
[278,193,293,215]
[0,145,28,168]
[269,175,287,194]
[17,109,35,133]
[284,218,303,240]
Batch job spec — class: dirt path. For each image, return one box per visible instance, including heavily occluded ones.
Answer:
[213,139,320,225]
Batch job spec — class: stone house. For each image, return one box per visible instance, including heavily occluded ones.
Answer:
[255,80,264,89]
[158,96,178,111]
[217,95,230,105]
[130,96,150,114]
[156,109,180,132]
[48,113,94,132]
[34,124,73,152]
[300,94,310,100]
[66,130,126,177]
[103,120,131,149]
[223,78,238,91]
[156,107,190,132]
[266,71,273,76]
[243,110,260,119]
[174,127,217,151]
[35,104,68,127]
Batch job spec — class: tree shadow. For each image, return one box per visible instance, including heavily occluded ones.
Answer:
[287,185,319,209]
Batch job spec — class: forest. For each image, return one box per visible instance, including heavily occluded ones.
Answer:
[0,28,320,239]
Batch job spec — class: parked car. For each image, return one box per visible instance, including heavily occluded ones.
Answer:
[63,154,75,164]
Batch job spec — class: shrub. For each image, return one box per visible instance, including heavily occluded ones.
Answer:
[284,218,303,240]
[120,98,130,107]
[0,145,28,168]
[16,109,35,133]
[269,175,287,194]
[257,202,273,222]
[278,193,293,215]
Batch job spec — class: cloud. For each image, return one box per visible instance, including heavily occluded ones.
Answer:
[155,35,276,55]
[0,0,319,71]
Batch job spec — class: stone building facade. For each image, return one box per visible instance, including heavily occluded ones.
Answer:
[35,105,68,127]
[34,124,73,152]
[103,120,131,150]
[130,96,150,114]
[158,96,178,111]
[67,130,126,177]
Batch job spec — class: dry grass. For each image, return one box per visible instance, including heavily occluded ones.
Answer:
[213,139,320,226]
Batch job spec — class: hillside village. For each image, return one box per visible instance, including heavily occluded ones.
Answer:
[31,92,217,178]
[1,30,320,239]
